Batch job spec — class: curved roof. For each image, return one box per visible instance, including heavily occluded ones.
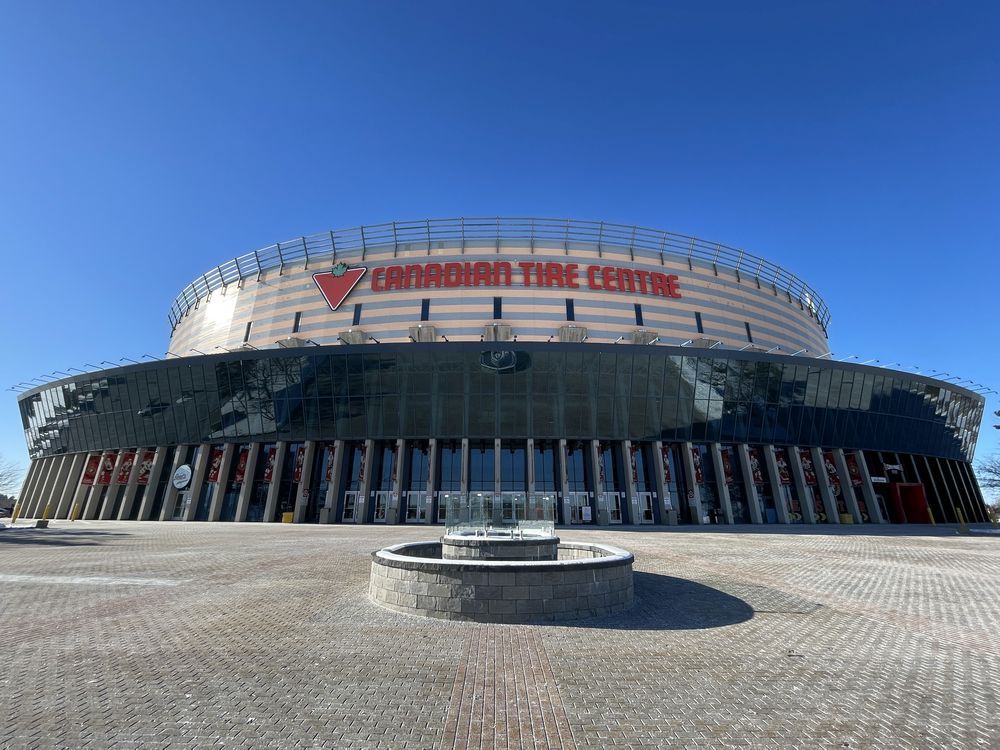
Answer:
[167,217,831,331]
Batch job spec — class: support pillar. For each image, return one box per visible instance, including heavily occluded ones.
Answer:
[37,456,69,519]
[117,450,146,521]
[160,447,191,521]
[136,448,169,521]
[55,453,86,519]
[832,449,863,524]
[590,440,607,525]
[426,439,439,524]
[207,444,236,522]
[99,452,129,520]
[526,439,536,496]
[25,457,56,518]
[680,442,704,525]
[356,439,375,524]
[708,443,734,525]
[558,438,570,525]
[621,441,638,525]
[810,447,840,524]
[787,447,817,524]
[651,441,675,525]
[762,446,791,524]
[234,443,262,522]
[68,453,100,521]
[736,445,763,524]
[852,450,885,523]
[320,441,343,524]
[15,459,43,518]
[292,441,317,523]
[262,442,288,523]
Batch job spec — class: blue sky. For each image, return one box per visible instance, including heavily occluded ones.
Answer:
[1,1,997,491]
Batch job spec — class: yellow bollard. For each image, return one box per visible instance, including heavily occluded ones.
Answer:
[70,502,81,522]
[42,502,52,521]
[926,504,935,526]
[9,501,21,525]
[956,506,968,534]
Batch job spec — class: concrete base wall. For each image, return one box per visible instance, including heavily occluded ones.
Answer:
[441,535,560,561]
[370,540,633,624]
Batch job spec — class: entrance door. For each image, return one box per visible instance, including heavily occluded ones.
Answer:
[608,491,624,524]
[565,492,590,524]
[405,491,429,523]
[500,491,526,526]
[637,492,655,524]
[173,491,191,520]
[373,491,392,523]
[342,491,360,522]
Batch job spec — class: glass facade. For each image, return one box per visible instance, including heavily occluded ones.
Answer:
[18,344,983,466]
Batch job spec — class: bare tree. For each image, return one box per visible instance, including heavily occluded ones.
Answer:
[0,454,22,496]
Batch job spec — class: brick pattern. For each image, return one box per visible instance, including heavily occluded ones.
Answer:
[441,625,576,750]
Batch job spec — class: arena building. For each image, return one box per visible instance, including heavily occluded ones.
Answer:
[13,218,989,527]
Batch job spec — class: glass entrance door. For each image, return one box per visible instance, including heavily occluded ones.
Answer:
[637,492,655,524]
[172,491,191,520]
[500,491,526,525]
[565,492,590,524]
[608,492,624,524]
[405,491,429,523]
[373,491,392,523]
[342,491,360,522]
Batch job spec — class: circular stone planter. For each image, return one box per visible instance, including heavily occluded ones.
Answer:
[369,540,634,623]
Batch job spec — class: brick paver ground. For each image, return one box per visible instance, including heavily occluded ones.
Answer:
[1,521,998,749]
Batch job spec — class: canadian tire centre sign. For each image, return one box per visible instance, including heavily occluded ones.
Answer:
[314,260,681,311]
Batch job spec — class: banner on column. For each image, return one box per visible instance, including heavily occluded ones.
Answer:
[845,453,863,487]
[720,448,734,484]
[629,444,638,484]
[597,444,605,486]
[660,445,672,484]
[81,455,101,486]
[292,446,306,483]
[691,447,704,484]
[115,451,136,485]
[262,447,277,483]
[358,443,367,483]
[774,449,792,485]
[136,450,156,485]
[206,447,225,483]
[799,450,818,485]
[823,451,841,496]
[325,445,337,483]
[748,448,764,485]
[233,448,250,484]
[96,452,117,485]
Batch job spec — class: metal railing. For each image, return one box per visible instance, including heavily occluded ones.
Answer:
[167,217,832,331]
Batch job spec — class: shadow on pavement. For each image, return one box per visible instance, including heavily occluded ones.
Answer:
[567,570,755,631]
[0,527,131,547]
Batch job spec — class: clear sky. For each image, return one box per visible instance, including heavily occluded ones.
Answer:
[1,1,997,495]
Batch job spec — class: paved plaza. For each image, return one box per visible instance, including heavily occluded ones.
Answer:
[1,521,998,749]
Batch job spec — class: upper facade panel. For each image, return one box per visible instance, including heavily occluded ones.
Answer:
[168,218,831,357]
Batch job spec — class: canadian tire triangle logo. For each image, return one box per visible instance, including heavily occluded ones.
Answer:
[313,263,367,311]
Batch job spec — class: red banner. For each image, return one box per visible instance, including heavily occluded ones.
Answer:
[691,447,704,484]
[799,450,818,486]
[136,450,156,486]
[115,451,136,484]
[720,449,734,484]
[262,447,277,483]
[629,444,639,484]
[96,452,117,485]
[206,447,225,483]
[597,444,605,486]
[233,448,249,484]
[81,454,101,486]
[823,451,841,496]
[660,445,672,483]
[358,443,367,483]
[292,446,306,483]
[325,445,336,483]
[748,448,764,485]
[775,449,792,485]
[845,453,863,487]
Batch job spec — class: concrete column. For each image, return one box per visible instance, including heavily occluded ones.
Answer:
[136,448,169,521]
[762,446,791,524]
[293,441,317,523]
[99,452,129,520]
[558,439,570,525]
[25,457,56,517]
[41,456,73,520]
[590,440,606,525]
[67,453,100,521]
[117,451,146,521]
[459,438,470,494]
[787,447,817,524]
[526,439,536,496]
[810,447,841,524]
[82,483,106,521]
[426,439,439,523]
[206,443,236,522]
[386,438,412,523]
[35,456,68,519]
[943,460,975,525]
[919,455,949,524]
[160,447,191,521]
[55,453,86,518]
[235,443,262,522]
[680,442,704,525]
[832,449,863,524]
[494,438,503,498]
[356,439,375,524]
[262,442,288,523]
[15,459,43,517]
[320,441,343,523]
[181,444,213,521]
[651,441,674,525]
[736,445,763,524]
[851,450,885,523]
[621,441,637,526]
[708,443,734,525]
